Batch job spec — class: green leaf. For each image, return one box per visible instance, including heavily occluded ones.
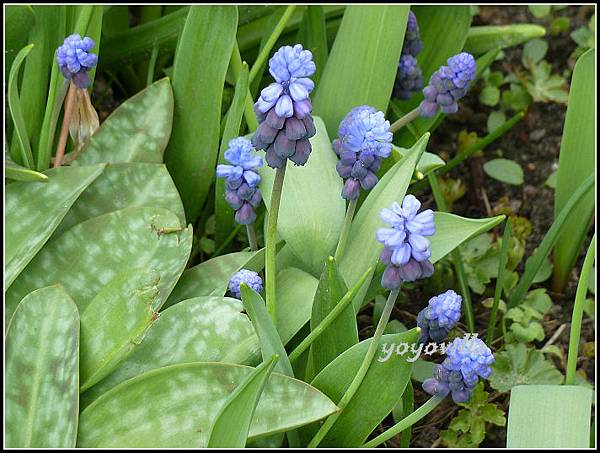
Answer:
[522,38,548,65]
[313,5,409,134]
[489,343,563,392]
[6,207,192,325]
[166,249,266,306]
[391,145,445,176]
[164,6,238,221]
[297,6,329,85]
[479,85,500,106]
[339,134,428,304]
[5,164,104,288]
[258,116,345,276]
[487,111,507,133]
[4,5,35,80]
[528,5,551,18]
[80,296,256,408]
[301,329,419,447]
[5,286,79,447]
[464,24,546,55]
[507,385,593,447]
[306,256,358,381]
[207,356,279,447]
[241,285,294,377]
[75,78,174,165]
[429,212,506,264]
[4,153,49,182]
[553,49,595,291]
[56,163,185,236]
[79,268,161,392]
[483,158,524,185]
[77,362,338,447]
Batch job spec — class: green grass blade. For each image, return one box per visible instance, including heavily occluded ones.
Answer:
[552,49,595,292]
[464,24,546,55]
[164,6,238,221]
[4,5,35,82]
[207,355,279,447]
[5,153,49,182]
[297,6,329,85]
[312,5,409,134]
[487,218,512,344]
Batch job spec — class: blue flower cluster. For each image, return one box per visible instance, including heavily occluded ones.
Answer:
[423,335,494,403]
[216,137,263,225]
[56,34,98,89]
[377,195,435,289]
[332,106,393,200]
[394,11,424,100]
[417,290,462,343]
[252,44,317,168]
[419,52,477,117]
[228,269,263,299]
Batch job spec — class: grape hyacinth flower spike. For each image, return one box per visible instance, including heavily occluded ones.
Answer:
[216,137,263,225]
[377,195,436,289]
[394,55,424,100]
[228,269,263,299]
[417,290,462,343]
[252,44,317,168]
[332,106,393,200]
[419,52,477,117]
[402,11,424,57]
[422,335,494,403]
[57,34,98,89]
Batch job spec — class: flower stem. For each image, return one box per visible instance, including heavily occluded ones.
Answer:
[146,44,160,87]
[266,164,287,320]
[230,41,259,132]
[362,396,444,448]
[307,288,401,448]
[333,199,357,262]
[566,235,595,385]
[53,82,77,168]
[288,265,374,363]
[486,217,512,344]
[389,107,420,133]
[246,223,258,252]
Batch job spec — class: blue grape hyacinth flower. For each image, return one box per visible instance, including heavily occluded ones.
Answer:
[228,269,263,299]
[252,44,317,168]
[417,290,462,343]
[377,195,436,289]
[394,55,424,100]
[56,34,98,89]
[422,335,494,403]
[216,137,263,225]
[332,106,393,200]
[419,52,477,117]
[402,11,424,57]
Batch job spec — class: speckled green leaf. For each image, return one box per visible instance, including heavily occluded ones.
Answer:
[80,296,255,408]
[75,78,173,165]
[300,329,419,446]
[339,134,428,296]
[79,268,161,392]
[5,286,79,448]
[6,207,192,325]
[429,212,506,264]
[77,362,338,447]
[207,356,279,447]
[55,163,185,237]
[166,248,266,307]
[5,164,104,288]
[258,117,345,276]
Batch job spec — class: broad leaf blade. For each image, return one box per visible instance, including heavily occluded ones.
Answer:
[164,6,238,221]
[79,268,161,392]
[207,356,279,447]
[80,296,256,408]
[507,385,593,447]
[5,152,49,182]
[5,286,79,447]
[465,24,546,55]
[5,164,104,288]
[77,363,338,447]
[4,5,34,80]
[75,78,174,165]
[258,116,345,276]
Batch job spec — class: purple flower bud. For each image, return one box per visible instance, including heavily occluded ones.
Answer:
[341,178,361,201]
[56,34,98,88]
[274,132,296,158]
[403,11,424,57]
[228,269,263,299]
[235,202,257,225]
[394,54,423,100]
[381,264,403,290]
[417,289,462,343]
[284,117,307,140]
[290,138,311,166]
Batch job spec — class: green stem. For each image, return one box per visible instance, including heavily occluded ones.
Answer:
[246,224,258,252]
[389,107,420,133]
[428,173,475,331]
[565,235,595,385]
[231,41,259,132]
[308,288,401,447]
[146,45,160,87]
[266,165,287,320]
[248,5,297,85]
[362,396,444,448]
[333,199,357,262]
[486,218,512,344]
[288,265,374,363]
